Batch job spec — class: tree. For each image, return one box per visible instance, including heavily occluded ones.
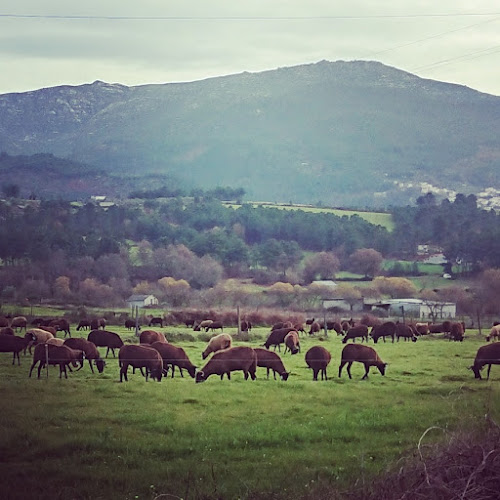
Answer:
[373,277,417,298]
[302,252,340,283]
[348,248,383,278]
[157,277,191,307]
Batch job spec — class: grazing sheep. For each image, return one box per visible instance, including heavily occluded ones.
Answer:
[118,344,163,382]
[305,317,315,325]
[49,318,71,337]
[87,329,124,358]
[293,323,306,336]
[202,333,232,359]
[305,346,331,381]
[272,321,293,331]
[339,344,387,380]
[29,343,79,379]
[140,330,167,344]
[486,325,500,342]
[39,326,57,337]
[470,343,500,380]
[254,348,289,380]
[414,322,430,335]
[308,321,321,335]
[76,320,91,331]
[342,325,369,344]
[207,320,224,332]
[64,338,106,373]
[395,324,417,342]
[24,328,55,354]
[0,333,34,365]
[46,338,65,347]
[0,327,14,336]
[195,346,257,383]
[148,317,163,328]
[194,319,213,332]
[332,322,344,336]
[263,327,295,352]
[150,341,196,378]
[284,331,300,355]
[449,322,465,342]
[124,319,140,331]
[10,316,27,332]
[0,316,9,327]
[370,322,396,344]
[428,323,445,334]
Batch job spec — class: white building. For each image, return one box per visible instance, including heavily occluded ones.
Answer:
[368,298,456,319]
[126,294,159,309]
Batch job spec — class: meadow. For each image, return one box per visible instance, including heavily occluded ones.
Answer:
[0,324,499,500]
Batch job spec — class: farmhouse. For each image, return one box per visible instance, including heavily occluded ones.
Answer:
[368,298,456,319]
[126,294,159,309]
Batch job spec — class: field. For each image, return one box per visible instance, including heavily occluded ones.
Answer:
[1,324,499,500]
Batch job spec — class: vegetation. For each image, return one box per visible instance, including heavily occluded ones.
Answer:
[0,325,498,499]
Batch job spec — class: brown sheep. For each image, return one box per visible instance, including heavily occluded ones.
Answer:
[139,330,167,345]
[124,318,140,331]
[240,320,252,332]
[414,322,430,335]
[28,343,79,379]
[370,321,396,344]
[263,327,295,352]
[308,321,321,335]
[449,322,465,342]
[148,317,163,328]
[342,325,369,344]
[0,327,15,336]
[0,316,9,327]
[87,330,124,358]
[76,320,91,331]
[284,331,300,355]
[201,333,232,359]
[0,333,34,365]
[10,316,27,331]
[64,338,106,373]
[118,344,163,382]
[49,318,71,337]
[305,345,331,381]
[207,320,224,332]
[194,319,213,332]
[195,346,257,383]
[254,348,289,380]
[470,343,500,380]
[150,341,196,378]
[271,321,293,331]
[395,323,417,342]
[293,323,306,336]
[339,344,387,380]
[46,338,65,346]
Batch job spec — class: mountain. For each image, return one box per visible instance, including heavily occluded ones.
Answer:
[0,60,499,207]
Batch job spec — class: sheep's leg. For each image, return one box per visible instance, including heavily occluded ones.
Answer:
[321,368,328,381]
[338,361,347,378]
[347,362,353,379]
[487,364,492,380]
[29,361,37,378]
[362,364,369,380]
[88,359,95,374]
[312,368,319,381]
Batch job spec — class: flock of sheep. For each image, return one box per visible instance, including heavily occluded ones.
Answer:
[0,314,499,382]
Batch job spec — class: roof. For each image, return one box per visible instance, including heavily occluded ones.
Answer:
[126,294,155,301]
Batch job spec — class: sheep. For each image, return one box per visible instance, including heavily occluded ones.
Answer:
[76,320,91,331]
[254,348,289,380]
[283,331,300,355]
[87,329,124,358]
[194,319,213,332]
[39,326,57,337]
[195,346,257,383]
[0,327,14,335]
[148,317,163,328]
[0,333,34,365]
[139,329,167,344]
[90,318,106,330]
[414,322,430,335]
[118,344,163,382]
[46,338,65,346]
[207,320,224,332]
[486,324,500,342]
[449,322,465,342]
[370,321,396,344]
[49,318,71,337]
[308,321,321,335]
[470,343,500,380]
[10,316,27,331]
[272,321,293,331]
[28,343,80,379]
[202,333,232,359]
[24,328,55,354]
[305,345,331,381]
[339,343,387,380]
[150,341,196,378]
[332,321,344,336]
[263,327,295,352]
[240,320,252,332]
[428,323,445,333]
[395,323,417,342]
[293,323,306,336]
[342,325,369,344]
[64,337,106,373]
[0,316,9,327]
[125,318,141,331]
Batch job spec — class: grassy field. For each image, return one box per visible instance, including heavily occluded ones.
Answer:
[1,325,499,500]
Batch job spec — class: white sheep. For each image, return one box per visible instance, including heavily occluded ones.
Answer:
[201,333,232,359]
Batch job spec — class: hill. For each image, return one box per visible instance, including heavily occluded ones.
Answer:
[0,60,499,207]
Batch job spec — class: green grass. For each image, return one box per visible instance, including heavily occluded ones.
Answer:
[0,326,498,499]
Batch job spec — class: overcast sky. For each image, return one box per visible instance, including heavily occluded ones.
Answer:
[1,1,499,96]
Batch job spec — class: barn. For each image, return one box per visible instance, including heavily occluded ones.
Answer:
[126,294,159,309]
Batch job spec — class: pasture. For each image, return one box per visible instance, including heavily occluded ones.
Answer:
[0,325,499,500]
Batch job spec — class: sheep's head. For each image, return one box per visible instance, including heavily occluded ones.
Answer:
[195,371,206,383]
[378,363,388,376]
[95,358,106,373]
[281,371,290,381]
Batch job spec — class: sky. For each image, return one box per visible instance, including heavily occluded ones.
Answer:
[1,1,499,96]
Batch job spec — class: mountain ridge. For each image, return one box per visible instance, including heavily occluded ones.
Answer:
[0,60,499,207]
